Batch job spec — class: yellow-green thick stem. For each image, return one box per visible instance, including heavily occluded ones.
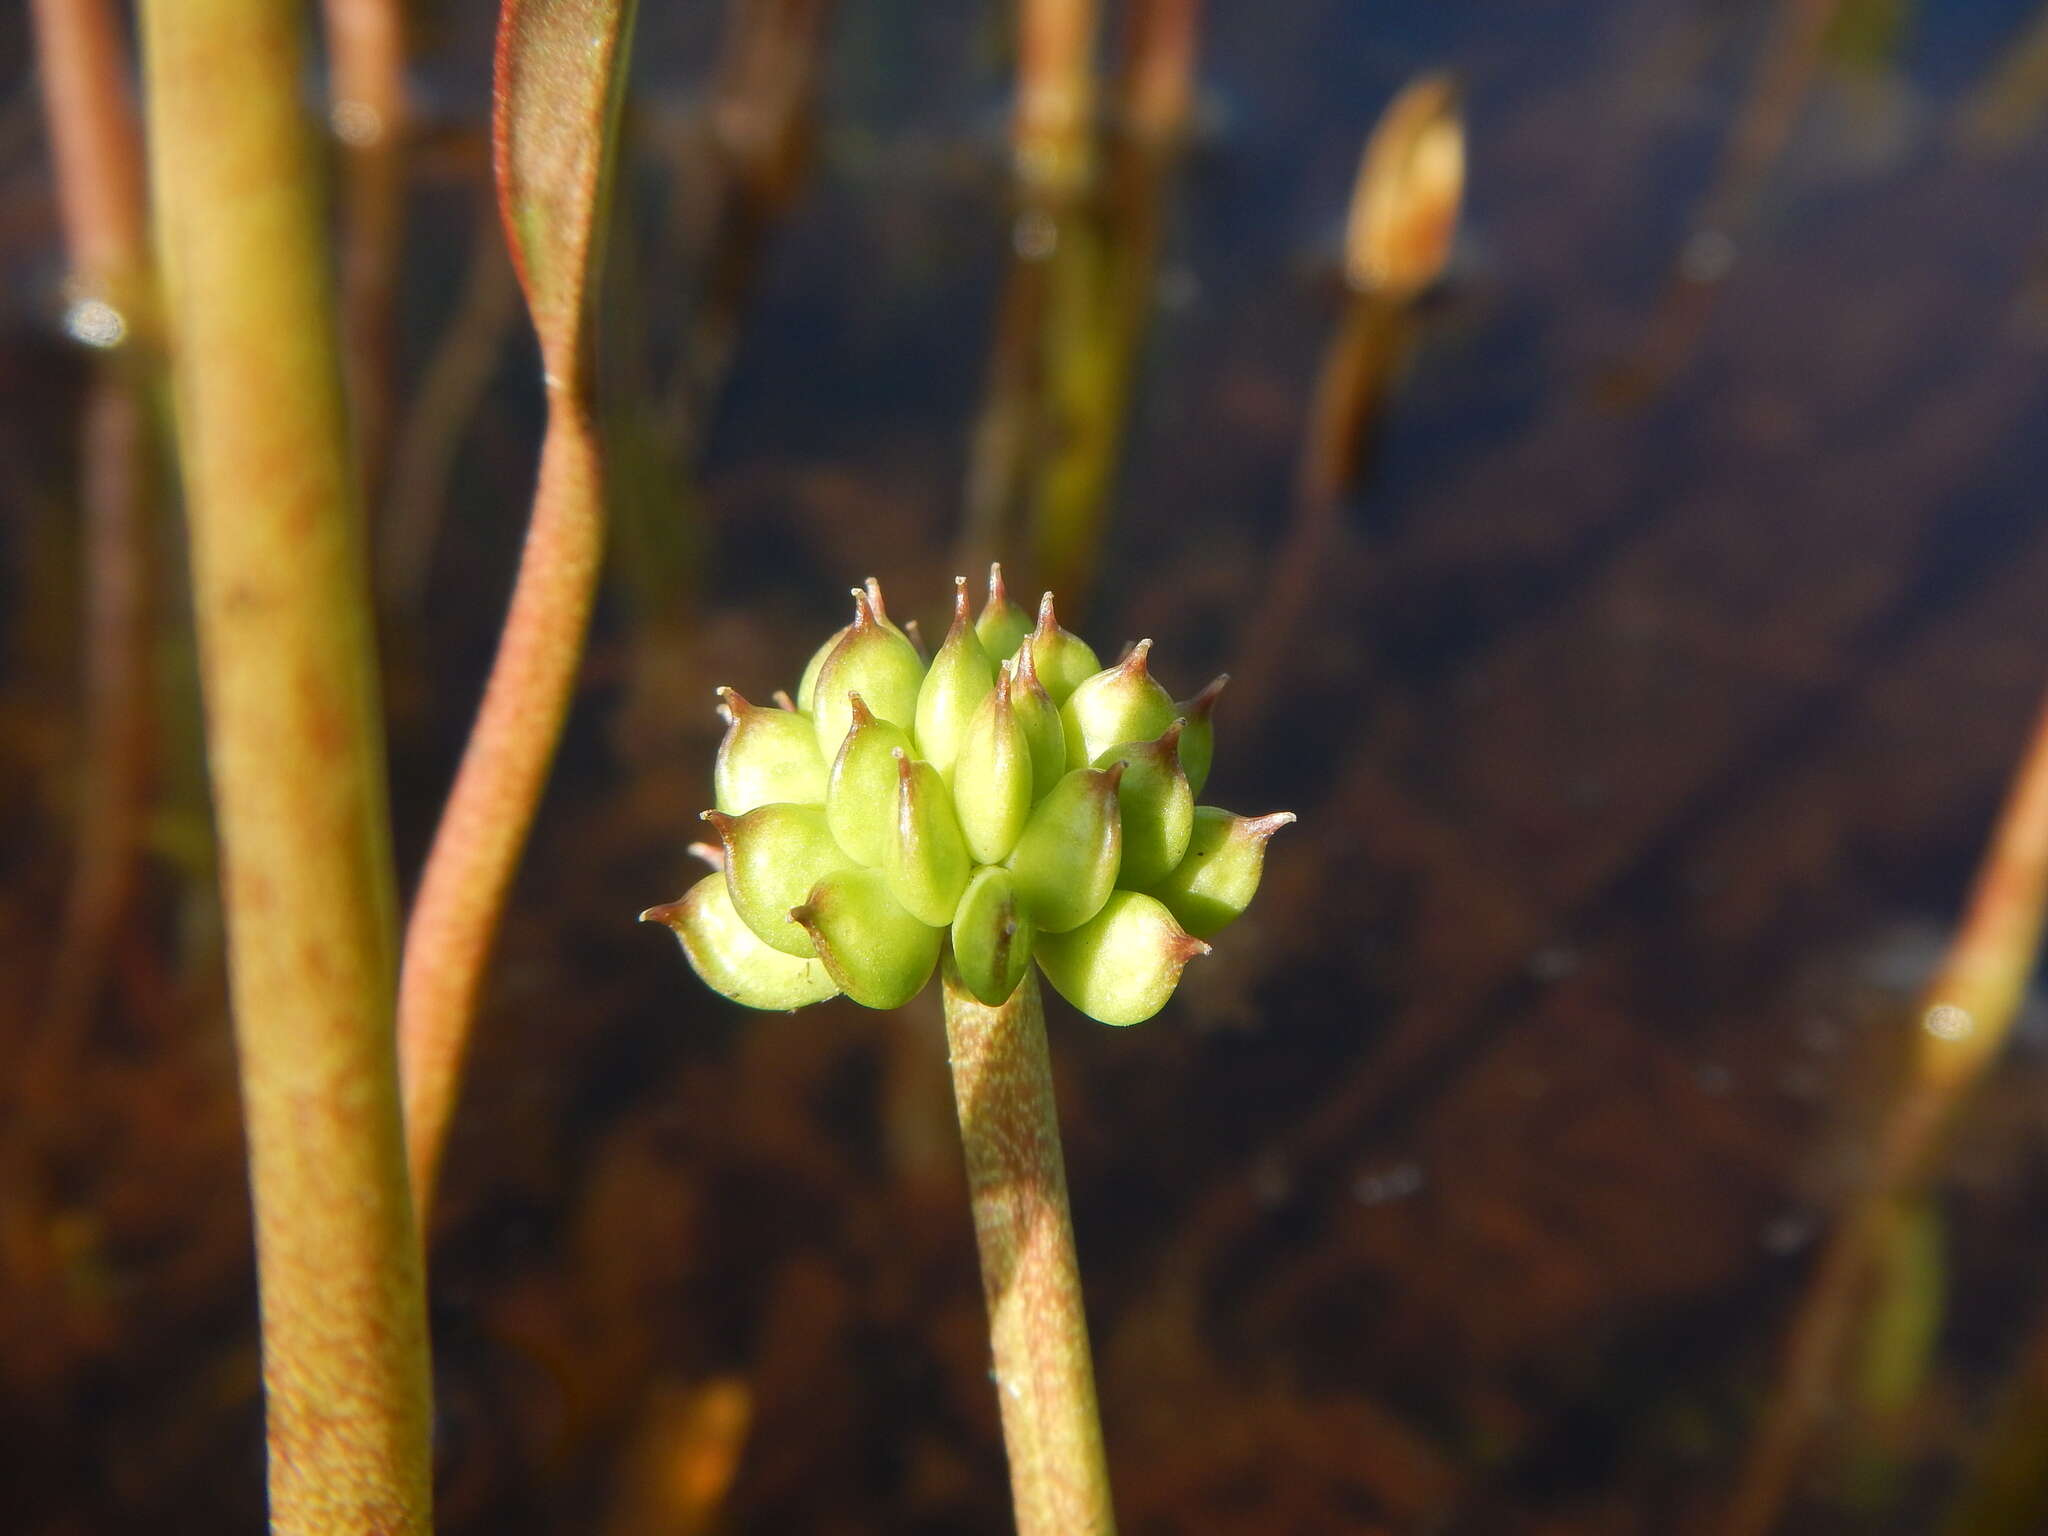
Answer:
[140,2,432,1530]
[940,962,1116,1535]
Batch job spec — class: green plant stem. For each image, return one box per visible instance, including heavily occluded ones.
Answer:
[1720,686,2048,1536]
[939,961,1117,1536]
[139,1,431,1530]
[1027,132,1180,615]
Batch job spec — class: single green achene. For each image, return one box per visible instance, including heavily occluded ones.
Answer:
[645,567,1293,1026]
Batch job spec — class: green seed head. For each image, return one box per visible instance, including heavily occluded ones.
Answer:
[1149,807,1296,938]
[714,688,828,814]
[951,667,1035,864]
[641,875,841,1010]
[886,750,973,925]
[812,586,926,762]
[1035,891,1210,1027]
[974,562,1033,660]
[1175,673,1228,798]
[1008,642,1069,794]
[827,694,915,867]
[1025,591,1102,705]
[706,802,856,958]
[791,865,942,1009]
[914,577,996,777]
[1060,640,1177,770]
[650,568,1290,1024]
[1094,720,1195,891]
[950,864,1036,1006]
[795,626,846,715]
[1006,764,1123,933]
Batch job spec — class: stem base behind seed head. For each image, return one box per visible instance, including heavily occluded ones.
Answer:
[940,961,1117,1536]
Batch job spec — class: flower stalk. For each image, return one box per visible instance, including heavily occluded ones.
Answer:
[941,961,1116,1536]
[646,572,1291,1533]
[139,0,431,1526]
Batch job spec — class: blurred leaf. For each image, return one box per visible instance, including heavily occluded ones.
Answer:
[494,0,639,388]
[1855,1196,1943,1421]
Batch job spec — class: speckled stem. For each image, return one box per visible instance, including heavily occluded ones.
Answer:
[139,1,432,1528]
[940,961,1117,1536]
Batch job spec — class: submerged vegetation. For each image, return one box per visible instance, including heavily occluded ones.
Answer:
[10,0,2048,1532]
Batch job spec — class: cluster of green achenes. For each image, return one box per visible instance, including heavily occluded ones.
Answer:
[644,570,1293,1026]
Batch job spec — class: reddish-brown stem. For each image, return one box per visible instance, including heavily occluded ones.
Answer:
[29,0,156,1054]
[398,396,603,1209]
[1719,687,2048,1536]
[30,0,148,311]
[940,962,1117,1535]
[322,0,407,495]
[397,0,637,1220]
[1016,0,1099,195]
[1120,0,1200,149]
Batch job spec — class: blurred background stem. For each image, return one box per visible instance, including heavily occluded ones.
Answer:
[1234,74,1460,725]
[139,0,431,1528]
[27,0,157,1064]
[1720,684,2048,1536]
[959,0,1100,590]
[940,962,1117,1536]
[1016,0,1097,198]
[966,0,1212,614]
[1614,0,1845,402]
[322,0,407,500]
[1025,0,1202,614]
